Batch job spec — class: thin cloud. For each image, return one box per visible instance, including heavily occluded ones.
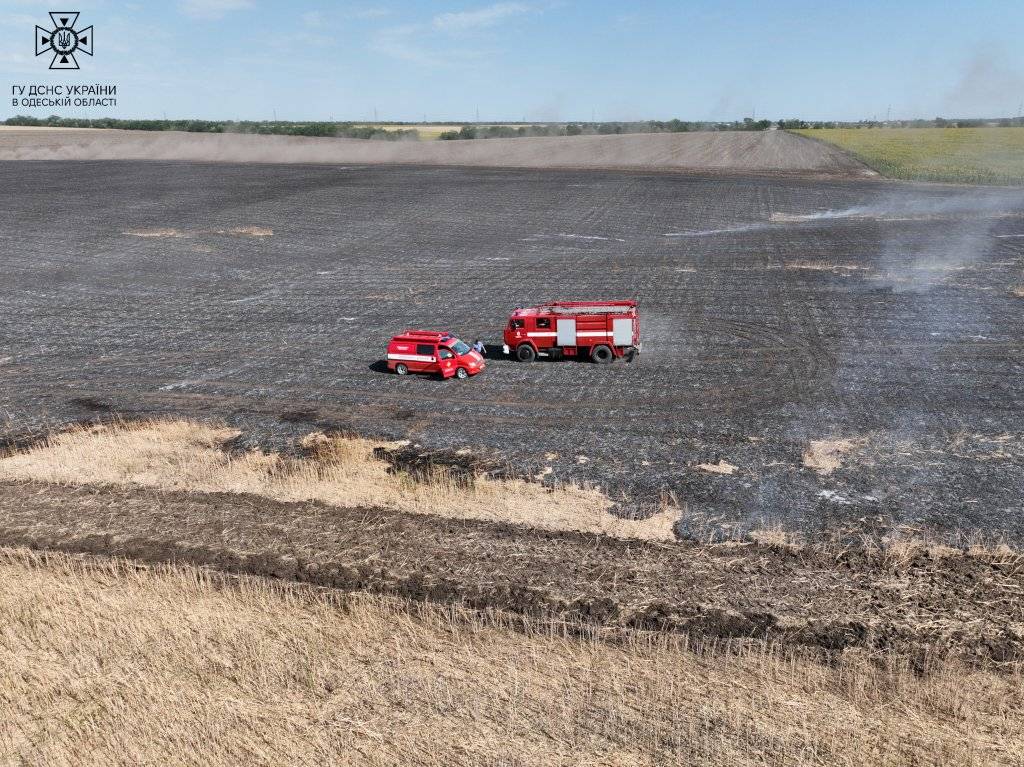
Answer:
[179,0,252,21]
[369,24,440,66]
[302,7,390,28]
[432,2,530,33]
[0,12,37,28]
[352,7,393,20]
[0,50,34,67]
[299,6,389,29]
[369,22,489,67]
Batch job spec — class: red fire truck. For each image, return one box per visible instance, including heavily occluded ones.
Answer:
[502,301,641,363]
[386,330,485,379]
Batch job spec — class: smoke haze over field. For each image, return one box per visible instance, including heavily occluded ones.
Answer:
[943,45,1024,116]
[772,190,1024,291]
[664,189,1024,276]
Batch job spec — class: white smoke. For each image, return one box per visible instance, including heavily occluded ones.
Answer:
[665,188,1024,291]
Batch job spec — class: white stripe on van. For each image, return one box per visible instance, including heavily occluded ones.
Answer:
[388,353,436,362]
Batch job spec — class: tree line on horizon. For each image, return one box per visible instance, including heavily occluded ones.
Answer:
[437,118,774,139]
[5,114,1024,138]
[2,116,417,140]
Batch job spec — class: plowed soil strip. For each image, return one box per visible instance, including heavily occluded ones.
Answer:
[2,480,1021,662]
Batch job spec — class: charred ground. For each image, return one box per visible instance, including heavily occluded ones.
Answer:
[1,160,1023,541]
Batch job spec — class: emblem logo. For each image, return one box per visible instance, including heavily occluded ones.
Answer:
[35,12,93,70]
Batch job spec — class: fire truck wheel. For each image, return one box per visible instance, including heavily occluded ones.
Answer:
[515,344,536,363]
[455,367,469,379]
[591,345,613,364]
[395,363,409,375]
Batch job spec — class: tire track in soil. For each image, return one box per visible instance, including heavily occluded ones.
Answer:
[0,480,1021,663]
[23,322,834,424]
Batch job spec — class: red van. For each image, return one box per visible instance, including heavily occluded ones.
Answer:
[386,330,485,379]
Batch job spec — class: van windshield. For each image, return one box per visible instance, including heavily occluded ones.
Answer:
[451,340,471,355]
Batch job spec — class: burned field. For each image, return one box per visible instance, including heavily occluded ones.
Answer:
[1,160,1023,541]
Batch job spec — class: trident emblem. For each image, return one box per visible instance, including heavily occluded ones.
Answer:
[35,12,93,70]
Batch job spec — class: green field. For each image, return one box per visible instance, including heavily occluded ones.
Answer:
[793,127,1024,185]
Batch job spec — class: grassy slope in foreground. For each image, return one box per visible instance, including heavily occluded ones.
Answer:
[793,127,1024,184]
[0,419,677,541]
[2,549,1022,767]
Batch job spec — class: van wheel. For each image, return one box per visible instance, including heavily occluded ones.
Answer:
[516,344,537,362]
[591,345,613,364]
[455,367,469,379]
[395,363,409,375]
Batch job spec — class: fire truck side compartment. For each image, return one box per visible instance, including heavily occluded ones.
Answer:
[613,318,634,347]
[556,318,577,346]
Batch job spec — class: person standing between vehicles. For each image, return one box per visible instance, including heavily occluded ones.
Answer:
[473,339,486,356]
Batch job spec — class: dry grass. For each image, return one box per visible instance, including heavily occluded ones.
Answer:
[0,419,678,541]
[220,225,273,237]
[0,547,1020,766]
[122,226,273,238]
[353,123,464,140]
[695,459,738,475]
[802,438,866,475]
[121,227,183,238]
[353,123,549,141]
[784,260,868,273]
[745,521,1021,565]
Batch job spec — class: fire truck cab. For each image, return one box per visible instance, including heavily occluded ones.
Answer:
[386,330,485,379]
[502,301,641,363]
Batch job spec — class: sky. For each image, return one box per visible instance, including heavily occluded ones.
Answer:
[1,0,1023,122]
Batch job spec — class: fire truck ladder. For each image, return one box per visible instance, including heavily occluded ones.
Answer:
[539,301,635,315]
